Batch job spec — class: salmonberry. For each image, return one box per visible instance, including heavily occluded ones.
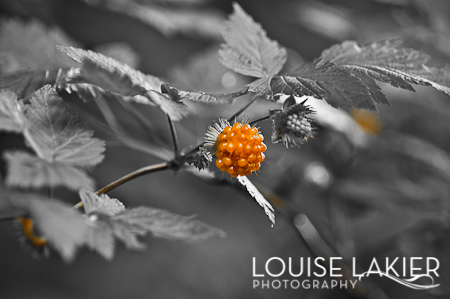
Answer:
[204,118,266,177]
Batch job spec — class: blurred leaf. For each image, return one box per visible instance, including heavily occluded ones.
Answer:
[237,176,275,225]
[8,192,89,262]
[82,0,224,38]
[79,191,225,259]
[4,151,95,191]
[348,108,382,135]
[270,61,375,110]
[112,206,226,242]
[168,46,249,95]
[319,39,450,98]
[84,219,116,260]
[0,19,77,98]
[59,46,189,121]
[0,68,71,99]
[219,3,287,79]
[0,89,26,133]
[0,19,77,73]
[24,85,105,166]
[398,219,450,295]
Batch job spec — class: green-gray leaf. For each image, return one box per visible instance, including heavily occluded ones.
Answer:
[113,206,226,242]
[59,46,189,121]
[270,61,375,110]
[219,3,287,79]
[0,89,26,133]
[4,151,95,191]
[24,85,105,166]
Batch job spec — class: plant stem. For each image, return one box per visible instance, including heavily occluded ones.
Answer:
[73,161,171,209]
[166,114,180,156]
[249,115,271,125]
[228,96,258,122]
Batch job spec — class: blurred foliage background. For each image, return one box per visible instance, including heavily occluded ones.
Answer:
[1,0,450,298]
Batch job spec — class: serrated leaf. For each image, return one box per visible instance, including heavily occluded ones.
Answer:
[270,61,376,110]
[319,39,450,98]
[59,46,188,121]
[0,19,77,97]
[8,192,89,262]
[219,3,287,78]
[79,190,144,259]
[79,190,126,216]
[0,89,26,133]
[112,206,226,242]
[24,85,105,166]
[237,176,275,225]
[4,151,95,191]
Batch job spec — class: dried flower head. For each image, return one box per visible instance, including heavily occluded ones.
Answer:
[270,95,316,147]
[204,117,267,177]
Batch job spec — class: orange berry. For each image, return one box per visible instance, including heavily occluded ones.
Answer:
[236,143,244,154]
[244,144,253,154]
[256,153,265,162]
[216,159,224,168]
[218,132,228,142]
[218,142,227,152]
[254,134,263,143]
[232,122,242,129]
[227,166,237,177]
[228,131,236,139]
[223,157,232,166]
[260,142,267,152]
[238,158,248,167]
[226,142,235,153]
[212,122,266,177]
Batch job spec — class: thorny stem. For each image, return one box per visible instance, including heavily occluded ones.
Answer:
[228,96,258,122]
[166,114,180,156]
[73,161,171,209]
[249,115,271,125]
